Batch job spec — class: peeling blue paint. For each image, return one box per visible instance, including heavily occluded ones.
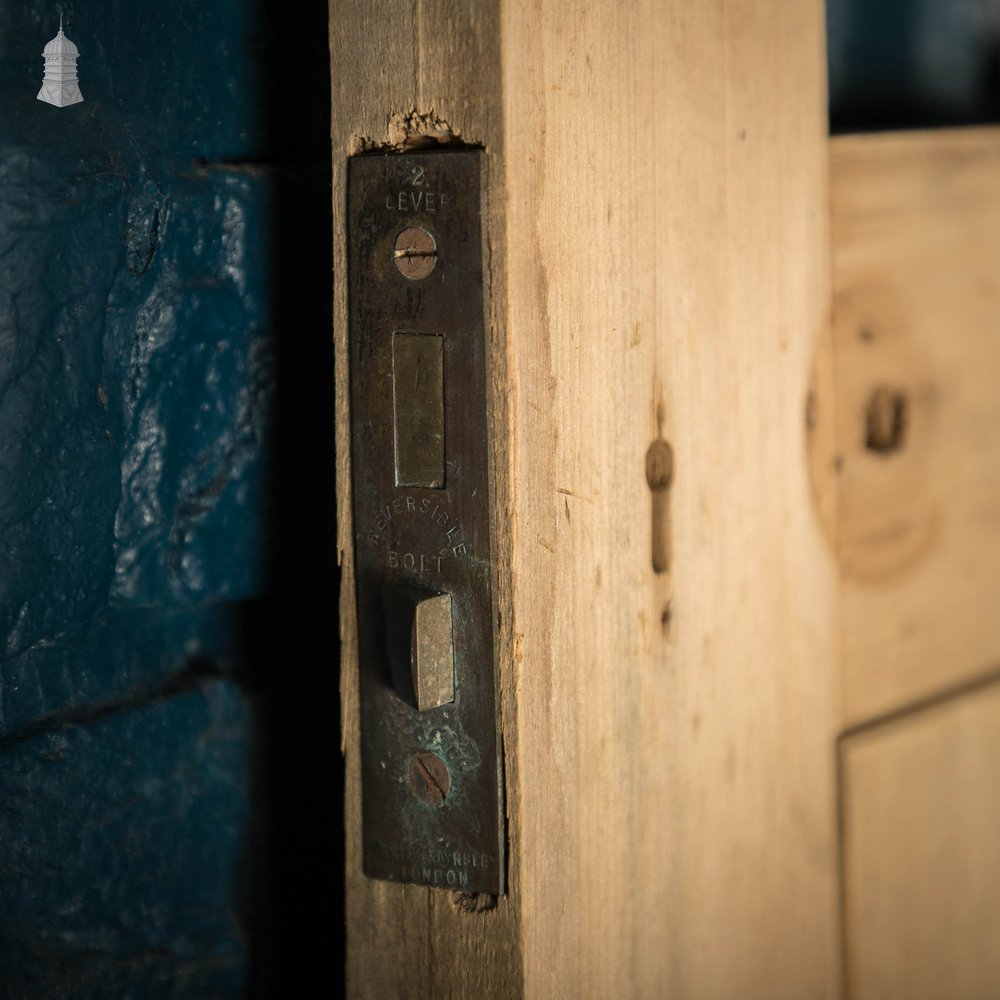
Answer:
[0,1,274,991]
[0,3,270,729]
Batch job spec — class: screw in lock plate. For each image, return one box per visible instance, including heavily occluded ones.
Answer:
[394,226,438,279]
[409,751,451,806]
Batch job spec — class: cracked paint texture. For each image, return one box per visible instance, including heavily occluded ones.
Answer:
[0,1,270,732]
[0,1,272,993]
[0,682,250,998]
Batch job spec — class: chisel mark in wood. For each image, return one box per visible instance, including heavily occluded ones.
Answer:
[555,486,594,504]
[645,439,674,573]
[660,602,672,637]
[452,891,497,914]
[349,107,469,155]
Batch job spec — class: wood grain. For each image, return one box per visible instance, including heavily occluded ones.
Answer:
[841,676,1000,999]
[502,3,838,996]
[331,3,521,998]
[333,2,839,996]
[829,128,1000,725]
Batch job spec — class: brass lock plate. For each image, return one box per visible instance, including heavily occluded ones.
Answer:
[348,150,504,895]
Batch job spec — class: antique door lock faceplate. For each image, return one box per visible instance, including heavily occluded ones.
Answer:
[348,150,504,895]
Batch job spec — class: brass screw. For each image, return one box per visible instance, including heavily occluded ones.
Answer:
[394,227,438,280]
[408,751,451,806]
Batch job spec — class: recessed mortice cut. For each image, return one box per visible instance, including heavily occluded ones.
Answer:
[393,333,445,488]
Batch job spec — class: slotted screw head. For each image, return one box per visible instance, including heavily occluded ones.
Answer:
[408,751,451,806]
[394,226,438,279]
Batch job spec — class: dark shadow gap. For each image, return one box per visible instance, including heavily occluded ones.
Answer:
[237,0,340,994]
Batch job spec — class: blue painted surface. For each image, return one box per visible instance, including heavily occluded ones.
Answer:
[0,2,271,735]
[829,0,1000,130]
[0,681,250,998]
[0,2,277,993]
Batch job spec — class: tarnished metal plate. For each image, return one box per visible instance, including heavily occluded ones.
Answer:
[347,150,504,895]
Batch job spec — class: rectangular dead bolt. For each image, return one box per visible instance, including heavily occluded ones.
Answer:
[347,150,504,895]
